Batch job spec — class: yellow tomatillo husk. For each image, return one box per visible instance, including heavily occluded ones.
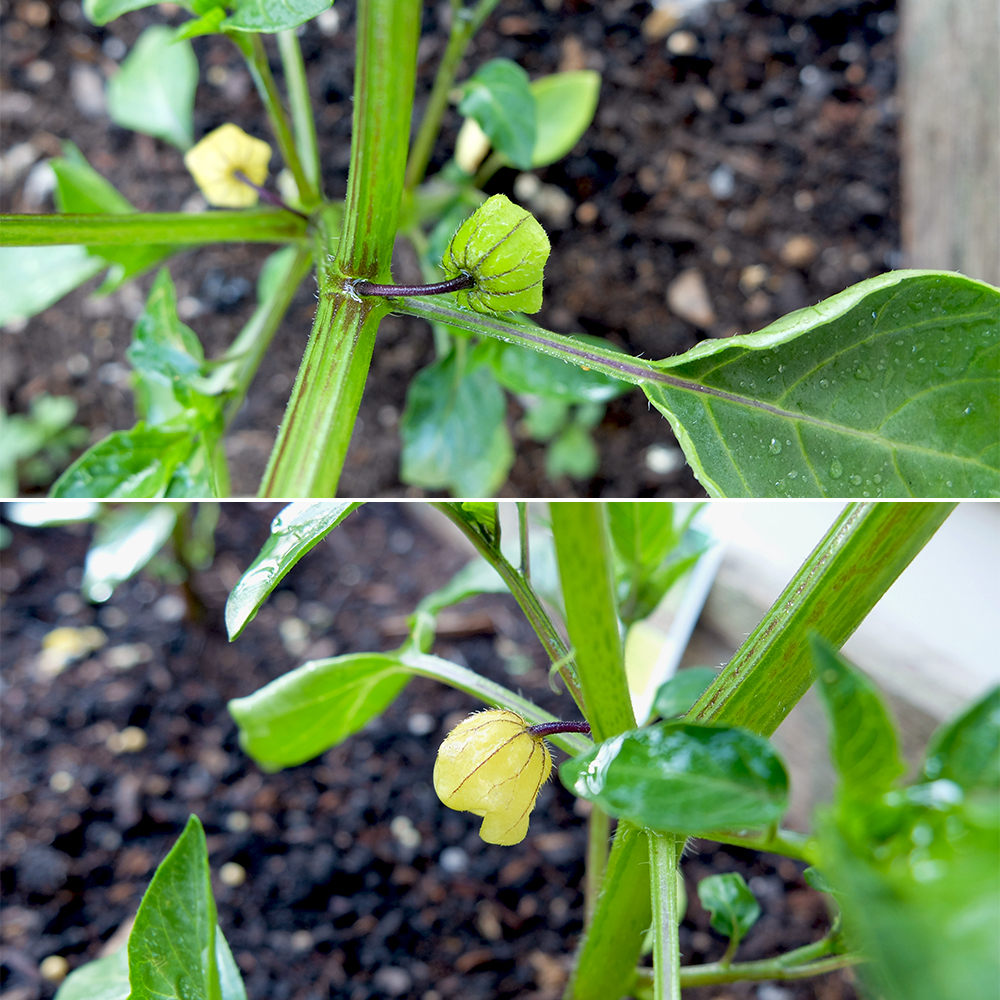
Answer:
[184,123,272,208]
[433,709,552,846]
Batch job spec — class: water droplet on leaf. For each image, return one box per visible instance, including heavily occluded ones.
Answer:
[769,438,782,454]
[830,459,843,479]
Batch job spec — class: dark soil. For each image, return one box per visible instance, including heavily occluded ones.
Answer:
[0,0,899,498]
[0,503,859,999]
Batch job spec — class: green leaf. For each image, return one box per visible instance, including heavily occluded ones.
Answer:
[55,947,129,1000]
[560,722,789,834]
[225,502,362,639]
[442,194,551,315]
[644,271,1000,498]
[400,349,513,496]
[802,866,835,893]
[216,930,247,1000]
[522,396,569,440]
[530,70,601,168]
[223,0,331,33]
[127,815,221,1000]
[697,872,761,941]
[811,636,905,798]
[50,424,195,498]
[545,421,599,480]
[459,59,536,171]
[83,0,158,25]
[52,142,174,292]
[415,557,507,618]
[229,652,410,770]
[174,6,226,39]
[81,503,177,602]
[457,501,498,537]
[165,440,224,498]
[491,336,630,403]
[922,684,1000,792]
[0,245,104,325]
[127,269,209,425]
[653,667,719,719]
[107,27,197,149]
[608,501,679,572]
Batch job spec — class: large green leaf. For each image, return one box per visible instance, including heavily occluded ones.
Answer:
[50,424,195,498]
[400,349,513,497]
[81,503,177,602]
[561,722,789,834]
[645,271,999,498]
[51,143,174,292]
[106,27,197,149]
[653,667,718,719]
[127,815,221,1000]
[459,59,536,171]
[817,677,1000,1000]
[0,245,104,325]
[223,0,331,32]
[229,644,590,770]
[229,652,409,770]
[225,502,362,639]
[812,637,906,799]
[530,70,600,168]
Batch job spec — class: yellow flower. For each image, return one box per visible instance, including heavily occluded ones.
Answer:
[433,709,552,846]
[184,124,272,208]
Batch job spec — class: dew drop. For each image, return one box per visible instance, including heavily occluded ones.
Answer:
[787,470,798,478]
[819,378,829,388]
[964,404,974,415]
[849,474,863,486]
[830,458,843,479]
[777,364,786,373]
[946,481,953,488]
[854,362,873,381]
[769,438,783,455]
[873,474,882,484]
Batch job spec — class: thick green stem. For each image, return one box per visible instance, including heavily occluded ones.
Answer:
[549,502,635,742]
[404,0,503,190]
[688,502,956,736]
[0,211,308,246]
[584,805,610,929]
[261,0,420,495]
[244,33,312,205]
[277,30,321,204]
[649,833,682,1000]
[258,293,385,497]
[564,822,652,1000]
[431,502,586,714]
[631,949,862,995]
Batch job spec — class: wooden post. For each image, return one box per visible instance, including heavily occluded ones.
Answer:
[900,0,1000,284]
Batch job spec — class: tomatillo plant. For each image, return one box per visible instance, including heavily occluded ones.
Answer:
[53,501,996,1000]
[1,1,997,498]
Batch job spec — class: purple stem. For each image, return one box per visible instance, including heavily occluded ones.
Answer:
[233,170,308,219]
[525,720,592,738]
[354,273,474,298]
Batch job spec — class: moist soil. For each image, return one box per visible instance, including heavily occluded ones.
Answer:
[0,503,860,1000]
[1,0,899,498]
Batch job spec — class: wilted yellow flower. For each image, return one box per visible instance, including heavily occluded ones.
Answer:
[433,709,552,846]
[184,123,272,208]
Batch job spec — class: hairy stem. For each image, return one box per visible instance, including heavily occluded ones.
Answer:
[649,833,682,1000]
[276,29,321,203]
[404,0,503,190]
[243,34,312,205]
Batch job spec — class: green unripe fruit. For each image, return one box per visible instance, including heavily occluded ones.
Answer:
[442,194,551,314]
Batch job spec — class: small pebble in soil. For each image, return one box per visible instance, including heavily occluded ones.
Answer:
[667,269,717,328]
[226,811,251,833]
[645,444,685,476]
[390,815,422,849]
[106,726,148,753]
[407,712,436,735]
[153,593,187,622]
[439,846,469,873]
[758,985,795,1000]
[220,862,247,887]
[39,954,70,983]
[49,770,75,793]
